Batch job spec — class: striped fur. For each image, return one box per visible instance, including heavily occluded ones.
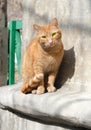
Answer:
[29,73,44,87]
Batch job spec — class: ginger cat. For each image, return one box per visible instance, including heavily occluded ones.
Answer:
[21,18,64,94]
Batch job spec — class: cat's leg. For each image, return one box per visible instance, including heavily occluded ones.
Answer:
[29,63,45,94]
[36,77,45,94]
[47,72,57,93]
[30,73,45,94]
[21,71,34,94]
[29,73,43,88]
[21,73,44,94]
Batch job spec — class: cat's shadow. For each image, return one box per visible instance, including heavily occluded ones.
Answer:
[55,47,75,89]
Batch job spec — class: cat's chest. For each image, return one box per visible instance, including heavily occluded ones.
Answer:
[44,55,59,72]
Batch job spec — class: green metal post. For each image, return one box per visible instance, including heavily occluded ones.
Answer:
[9,21,16,84]
[8,20,22,85]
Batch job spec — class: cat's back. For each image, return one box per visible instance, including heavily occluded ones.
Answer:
[27,38,39,52]
[22,38,39,69]
[24,38,39,58]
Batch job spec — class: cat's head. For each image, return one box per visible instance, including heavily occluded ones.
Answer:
[33,18,62,50]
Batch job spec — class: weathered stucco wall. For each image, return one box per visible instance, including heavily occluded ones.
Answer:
[0,0,8,86]
[22,0,91,92]
[7,0,22,21]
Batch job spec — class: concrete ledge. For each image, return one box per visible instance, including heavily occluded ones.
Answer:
[0,82,91,129]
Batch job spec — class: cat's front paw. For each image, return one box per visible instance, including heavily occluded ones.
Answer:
[31,89,37,94]
[36,86,45,94]
[47,85,56,93]
[21,82,32,94]
[31,86,45,94]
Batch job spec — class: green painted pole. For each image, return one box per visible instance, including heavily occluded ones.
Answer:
[9,21,16,84]
[8,20,22,85]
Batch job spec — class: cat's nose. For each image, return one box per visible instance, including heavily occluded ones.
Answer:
[48,39,53,44]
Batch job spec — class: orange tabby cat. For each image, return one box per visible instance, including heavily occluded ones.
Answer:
[21,18,64,94]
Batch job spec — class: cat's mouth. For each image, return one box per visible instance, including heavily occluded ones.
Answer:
[41,42,56,50]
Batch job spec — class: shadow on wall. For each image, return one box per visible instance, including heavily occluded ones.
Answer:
[55,47,75,89]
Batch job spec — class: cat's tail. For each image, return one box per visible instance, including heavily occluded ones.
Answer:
[29,73,44,87]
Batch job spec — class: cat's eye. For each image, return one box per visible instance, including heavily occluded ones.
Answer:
[52,32,57,37]
[41,36,46,39]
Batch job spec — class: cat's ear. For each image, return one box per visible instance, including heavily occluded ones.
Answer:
[33,24,41,32]
[51,18,58,27]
